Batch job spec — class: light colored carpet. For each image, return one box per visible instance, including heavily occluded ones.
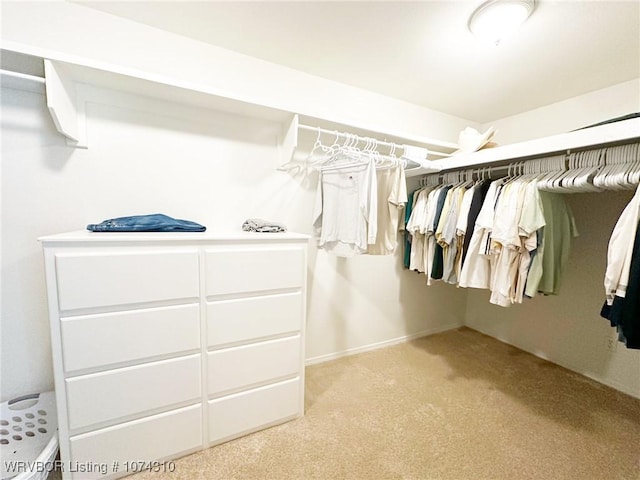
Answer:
[128,327,640,480]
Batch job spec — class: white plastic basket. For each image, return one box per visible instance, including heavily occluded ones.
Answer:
[1,392,58,480]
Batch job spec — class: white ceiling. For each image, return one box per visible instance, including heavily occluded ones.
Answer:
[76,1,640,123]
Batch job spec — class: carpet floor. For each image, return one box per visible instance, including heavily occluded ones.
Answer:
[128,327,639,480]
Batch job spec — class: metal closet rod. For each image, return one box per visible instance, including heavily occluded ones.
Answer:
[421,162,539,186]
[426,155,567,183]
[297,123,450,158]
[438,163,518,177]
[0,68,45,83]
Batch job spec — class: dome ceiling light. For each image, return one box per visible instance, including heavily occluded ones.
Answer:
[468,0,536,45]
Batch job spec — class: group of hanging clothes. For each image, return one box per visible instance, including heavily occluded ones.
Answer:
[601,183,640,349]
[405,178,474,284]
[405,171,578,307]
[312,145,408,257]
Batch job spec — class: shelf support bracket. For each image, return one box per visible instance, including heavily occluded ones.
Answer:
[278,113,299,168]
[44,59,88,149]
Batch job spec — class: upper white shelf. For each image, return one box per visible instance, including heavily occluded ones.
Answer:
[7,44,635,178]
[429,117,640,172]
[1,45,457,159]
[60,59,459,158]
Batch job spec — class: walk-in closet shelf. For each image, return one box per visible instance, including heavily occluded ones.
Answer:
[429,117,640,174]
[5,43,638,178]
[40,231,309,480]
[1,43,457,165]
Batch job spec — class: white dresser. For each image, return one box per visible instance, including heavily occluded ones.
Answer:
[40,231,309,479]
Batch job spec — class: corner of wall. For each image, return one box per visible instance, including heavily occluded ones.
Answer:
[481,78,640,145]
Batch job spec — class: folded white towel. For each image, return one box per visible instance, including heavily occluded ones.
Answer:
[242,218,287,233]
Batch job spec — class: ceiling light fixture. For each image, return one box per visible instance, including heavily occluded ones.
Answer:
[468,0,535,45]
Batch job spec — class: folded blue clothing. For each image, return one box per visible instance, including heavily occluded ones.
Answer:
[87,214,206,232]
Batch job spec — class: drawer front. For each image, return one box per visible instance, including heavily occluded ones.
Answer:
[208,377,300,445]
[61,304,200,373]
[205,247,304,296]
[55,250,199,311]
[208,336,300,395]
[207,292,301,347]
[70,404,202,480]
[66,355,201,431]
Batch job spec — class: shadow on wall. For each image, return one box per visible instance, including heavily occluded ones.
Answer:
[1,86,77,401]
[1,87,76,170]
[303,237,470,410]
[410,327,640,432]
[397,176,468,333]
[397,239,468,334]
[462,190,639,388]
[304,244,354,410]
[305,247,353,355]
[246,167,317,234]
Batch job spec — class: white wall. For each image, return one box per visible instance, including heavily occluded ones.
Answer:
[467,81,640,398]
[483,79,640,145]
[0,1,475,401]
[3,1,636,403]
[464,192,639,397]
[1,1,471,144]
[0,82,466,401]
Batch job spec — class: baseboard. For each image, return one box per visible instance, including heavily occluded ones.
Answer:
[465,324,640,400]
[305,322,462,366]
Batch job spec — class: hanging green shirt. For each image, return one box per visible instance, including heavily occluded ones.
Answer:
[528,191,579,296]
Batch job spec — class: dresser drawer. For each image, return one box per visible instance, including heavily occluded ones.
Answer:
[66,355,201,431]
[208,377,301,445]
[70,404,202,480]
[61,304,200,373]
[207,292,301,347]
[205,247,304,296]
[55,250,199,311]
[208,336,300,396]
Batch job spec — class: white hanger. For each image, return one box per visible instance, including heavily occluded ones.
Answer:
[617,143,640,189]
[277,126,320,173]
[537,155,567,192]
[559,151,583,191]
[593,147,614,189]
[569,149,602,192]
[627,143,640,185]
[610,144,634,190]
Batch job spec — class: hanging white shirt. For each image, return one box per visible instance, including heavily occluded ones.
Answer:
[408,187,431,271]
[516,180,546,302]
[313,159,378,257]
[459,180,502,289]
[439,185,466,285]
[424,187,443,283]
[455,185,476,238]
[604,183,640,304]
[489,180,527,306]
[455,185,477,282]
[368,163,408,255]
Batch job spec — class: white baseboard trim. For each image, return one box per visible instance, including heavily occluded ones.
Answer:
[305,322,462,367]
[466,325,640,400]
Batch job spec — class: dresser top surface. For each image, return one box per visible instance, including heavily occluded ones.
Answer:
[39,230,311,244]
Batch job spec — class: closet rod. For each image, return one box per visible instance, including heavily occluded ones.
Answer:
[0,69,45,84]
[1,68,46,95]
[425,140,640,183]
[297,123,451,158]
[425,163,512,182]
